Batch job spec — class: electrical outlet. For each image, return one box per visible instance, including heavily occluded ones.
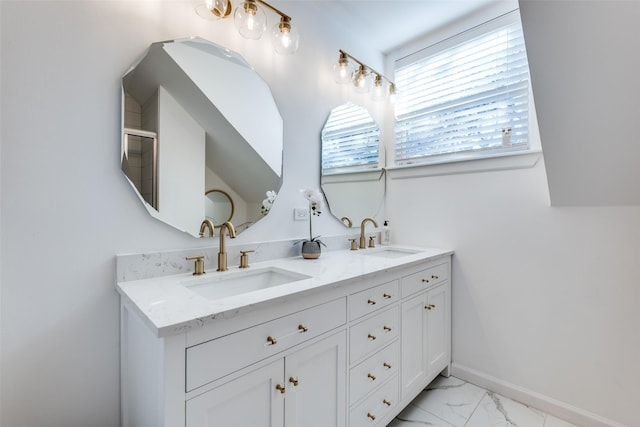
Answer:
[294,208,309,221]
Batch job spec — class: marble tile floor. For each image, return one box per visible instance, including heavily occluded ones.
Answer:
[387,376,579,427]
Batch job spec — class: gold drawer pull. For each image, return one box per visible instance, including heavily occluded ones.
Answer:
[367,334,377,341]
[266,336,278,345]
[298,324,309,333]
[383,293,392,299]
[367,373,376,381]
[289,377,299,387]
[383,325,392,332]
[275,384,286,394]
[421,278,430,283]
[383,399,392,407]
[367,299,376,305]
[383,362,392,369]
[425,304,435,310]
[367,412,376,421]
[432,275,439,279]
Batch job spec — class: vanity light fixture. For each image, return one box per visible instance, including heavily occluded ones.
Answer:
[199,0,299,54]
[333,50,396,103]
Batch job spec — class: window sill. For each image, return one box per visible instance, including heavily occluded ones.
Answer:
[387,150,543,180]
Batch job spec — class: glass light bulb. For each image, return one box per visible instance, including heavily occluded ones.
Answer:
[271,20,299,55]
[205,0,230,18]
[372,76,388,101]
[333,57,354,84]
[234,1,267,40]
[353,66,371,93]
[389,87,397,104]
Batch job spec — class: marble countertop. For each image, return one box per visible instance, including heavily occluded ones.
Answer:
[116,245,453,337]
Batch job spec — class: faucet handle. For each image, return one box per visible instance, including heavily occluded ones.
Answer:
[186,255,205,276]
[349,239,358,251]
[239,249,255,268]
[368,236,376,248]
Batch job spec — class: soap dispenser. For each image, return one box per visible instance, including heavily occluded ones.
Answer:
[381,220,391,245]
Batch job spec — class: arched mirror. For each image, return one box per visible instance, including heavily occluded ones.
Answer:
[320,103,385,226]
[205,189,234,226]
[121,37,283,237]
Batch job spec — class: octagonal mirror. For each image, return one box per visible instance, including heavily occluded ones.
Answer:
[121,37,283,237]
[321,103,385,227]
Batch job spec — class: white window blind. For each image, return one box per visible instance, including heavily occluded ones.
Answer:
[394,11,530,164]
[321,102,380,175]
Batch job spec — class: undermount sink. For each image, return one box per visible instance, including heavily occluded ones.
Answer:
[360,247,419,258]
[182,267,311,300]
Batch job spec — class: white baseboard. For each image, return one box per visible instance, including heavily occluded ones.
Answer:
[451,363,628,427]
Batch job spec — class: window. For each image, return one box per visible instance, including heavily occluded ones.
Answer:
[394,11,530,165]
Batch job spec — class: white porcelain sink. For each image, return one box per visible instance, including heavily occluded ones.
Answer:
[360,247,419,258]
[182,267,311,300]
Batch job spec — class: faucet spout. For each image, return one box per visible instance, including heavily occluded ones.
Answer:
[199,219,215,237]
[360,217,379,249]
[217,221,236,271]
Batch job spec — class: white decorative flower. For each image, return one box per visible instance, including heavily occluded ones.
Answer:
[261,190,277,215]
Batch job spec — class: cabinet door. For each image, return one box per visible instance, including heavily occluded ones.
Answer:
[186,360,284,427]
[285,331,347,427]
[426,282,450,376]
[400,292,428,400]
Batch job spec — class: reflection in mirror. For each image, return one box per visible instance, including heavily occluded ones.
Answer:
[121,37,283,237]
[321,103,385,226]
[205,189,234,226]
[122,128,158,210]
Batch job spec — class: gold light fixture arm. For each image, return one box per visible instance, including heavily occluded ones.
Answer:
[338,49,394,86]
[255,0,291,21]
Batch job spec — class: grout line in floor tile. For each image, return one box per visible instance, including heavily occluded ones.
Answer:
[462,390,489,427]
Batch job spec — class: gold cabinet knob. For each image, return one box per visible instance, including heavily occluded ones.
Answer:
[367,299,377,305]
[367,373,376,381]
[367,413,376,421]
[383,325,392,332]
[383,293,392,299]
[298,324,309,333]
[421,278,430,283]
[383,399,392,407]
[275,384,286,394]
[432,275,439,279]
[289,377,299,386]
[266,336,278,345]
[383,362,392,369]
[367,334,377,341]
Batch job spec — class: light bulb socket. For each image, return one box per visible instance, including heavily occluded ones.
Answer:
[244,0,258,14]
[278,17,291,33]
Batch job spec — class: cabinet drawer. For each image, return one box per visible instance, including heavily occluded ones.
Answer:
[186,298,346,392]
[401,262,449,297]
[349,280,399,321]
[349,306,399,363]
[349,341,399,404]
[349,375,399,427]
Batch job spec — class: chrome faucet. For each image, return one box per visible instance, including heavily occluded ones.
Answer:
[360,217,378,249]
[217,221,236,271]
[199,219,215,237]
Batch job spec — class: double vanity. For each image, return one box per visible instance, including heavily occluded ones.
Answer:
[118,244,453,427]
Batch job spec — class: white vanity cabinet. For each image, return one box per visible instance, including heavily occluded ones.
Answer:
[186,331,346,427]
[400,262,451,401]
[119,249,452,427]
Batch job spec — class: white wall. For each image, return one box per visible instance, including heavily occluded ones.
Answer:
[0,1,380,425]
[385,2,640,425]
